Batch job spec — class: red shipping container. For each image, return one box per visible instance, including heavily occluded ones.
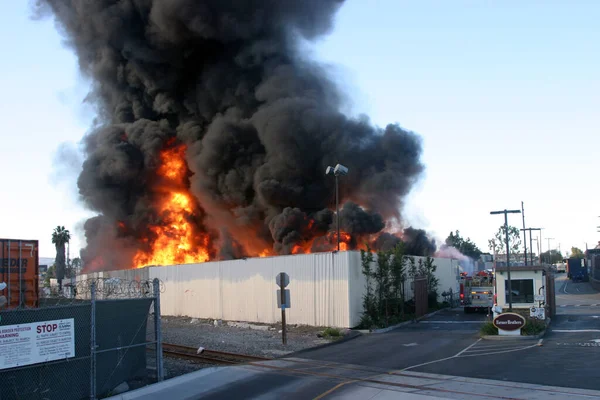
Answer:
[0,239,40,309]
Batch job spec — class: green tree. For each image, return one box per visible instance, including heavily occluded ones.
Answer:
[71,257,82,275]
[52,226,70,289]
[360,244,411,329]
[43,264,56,288]
[488,225,521,259]
[570,247,585,259]
[419,256,440,307]
[540,250,564,264]
[445,230,482,260]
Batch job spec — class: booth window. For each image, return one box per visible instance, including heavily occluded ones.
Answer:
[505,279,534,303]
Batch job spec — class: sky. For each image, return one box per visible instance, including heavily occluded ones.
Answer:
[0,1,598,258]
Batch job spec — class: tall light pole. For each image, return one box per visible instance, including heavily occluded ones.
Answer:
[532,238,539,261]
[546,238,555,264]
[521,228,541,265]
[491,209,521,311]
[326,164,349,251]
[521,202,527,266]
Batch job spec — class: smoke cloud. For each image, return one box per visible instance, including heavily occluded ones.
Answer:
[37,0,425,269]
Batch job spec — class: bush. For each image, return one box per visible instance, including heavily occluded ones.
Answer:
[323,327,341,337]
[322,327,343,340]
[521,317,546,336]
[480,321,498,336]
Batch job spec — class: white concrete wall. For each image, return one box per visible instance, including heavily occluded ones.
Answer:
[76,252,463,328]
[149,251,353,328]
[495,270,544,309]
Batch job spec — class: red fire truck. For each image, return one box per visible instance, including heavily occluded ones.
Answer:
[459,270,494,313]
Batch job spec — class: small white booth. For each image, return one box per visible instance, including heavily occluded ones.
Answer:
[494,265,547,311]
[493,265,548,335]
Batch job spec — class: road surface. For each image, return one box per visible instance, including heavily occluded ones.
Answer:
[113,274,600,398]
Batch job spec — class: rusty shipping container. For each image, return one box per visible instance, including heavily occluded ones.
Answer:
[0,239,39,308]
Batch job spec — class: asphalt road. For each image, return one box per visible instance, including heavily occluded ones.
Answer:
[556,273,600,314]
[144,278,600,398]
[296,279,600,391]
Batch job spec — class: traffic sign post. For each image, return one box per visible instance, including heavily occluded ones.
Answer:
[276,272,290,345]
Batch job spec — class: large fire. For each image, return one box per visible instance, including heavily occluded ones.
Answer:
[122,142,398,269]
[132,144,211,268]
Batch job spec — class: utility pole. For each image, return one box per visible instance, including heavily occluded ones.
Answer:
[532,238,539,263]
[521,202,527,266]
[491,209,521,311]
[546,238,555,264]
[539,229,543,265]
[521,228,541,265]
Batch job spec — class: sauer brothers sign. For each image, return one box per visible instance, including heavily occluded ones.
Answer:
[493,312,526,331]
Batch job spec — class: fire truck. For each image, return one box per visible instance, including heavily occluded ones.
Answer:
[459,270,494,313]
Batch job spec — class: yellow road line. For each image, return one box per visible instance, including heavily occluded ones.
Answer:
[313,380,356,400]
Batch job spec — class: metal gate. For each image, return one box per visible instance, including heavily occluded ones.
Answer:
[545,271,556,318]
[414,276,428,318]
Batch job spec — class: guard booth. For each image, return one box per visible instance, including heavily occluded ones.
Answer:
[494,265,554,318]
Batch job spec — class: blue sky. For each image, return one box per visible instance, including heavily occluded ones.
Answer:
[1,1,598,258]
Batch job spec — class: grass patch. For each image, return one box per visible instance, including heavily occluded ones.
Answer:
[480,321,498,336]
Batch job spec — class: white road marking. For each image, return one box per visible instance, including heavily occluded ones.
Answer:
[403,343,418,347]
[563,280,569,294]
[464,346,530,353]
[401,339,481,371]
[461,341,542,357]
[455,339,482,356]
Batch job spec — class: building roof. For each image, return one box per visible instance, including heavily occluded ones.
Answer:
[494,265,549,273]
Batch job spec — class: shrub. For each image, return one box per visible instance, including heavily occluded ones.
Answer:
[480,321,498,336]
[322,327,343,340]
[521,317,546,336]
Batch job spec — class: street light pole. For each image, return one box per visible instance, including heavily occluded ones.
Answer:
[491,209,521,312]
[521,228,541,265]
[335,174,339,252]
[521,201,527,266]
[326,164,348,252]
[546,238,555,264]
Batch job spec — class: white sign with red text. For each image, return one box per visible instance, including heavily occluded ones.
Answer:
[0,318,75,369]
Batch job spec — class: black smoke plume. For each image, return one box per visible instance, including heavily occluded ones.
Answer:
[37,0,425,269]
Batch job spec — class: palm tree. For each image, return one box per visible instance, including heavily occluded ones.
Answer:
[52,226,70,290]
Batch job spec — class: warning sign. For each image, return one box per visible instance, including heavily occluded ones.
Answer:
[0,319,75,370]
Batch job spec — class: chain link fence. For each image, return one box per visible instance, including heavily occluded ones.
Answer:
[0,278,164,400]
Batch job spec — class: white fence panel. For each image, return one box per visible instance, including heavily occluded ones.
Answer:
[149,252,353,327]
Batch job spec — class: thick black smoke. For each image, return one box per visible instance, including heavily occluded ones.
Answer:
[402,227,436,257]
[37,0,425,268]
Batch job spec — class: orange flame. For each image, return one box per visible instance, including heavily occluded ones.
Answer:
[133,144,210,268]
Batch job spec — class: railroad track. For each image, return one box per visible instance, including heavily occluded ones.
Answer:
[158,343,271,365]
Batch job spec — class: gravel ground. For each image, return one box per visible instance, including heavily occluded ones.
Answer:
[159,316,338,357]
[145,316,347,379]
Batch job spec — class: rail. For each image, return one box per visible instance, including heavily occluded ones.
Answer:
[158,343,271,365]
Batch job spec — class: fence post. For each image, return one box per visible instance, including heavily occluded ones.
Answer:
[90,281,97,400]
[153,278,164,382]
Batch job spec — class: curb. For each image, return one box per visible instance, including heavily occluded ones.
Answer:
[287,330,362,357]
[370,308,447,334]
[481,330,546,340]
